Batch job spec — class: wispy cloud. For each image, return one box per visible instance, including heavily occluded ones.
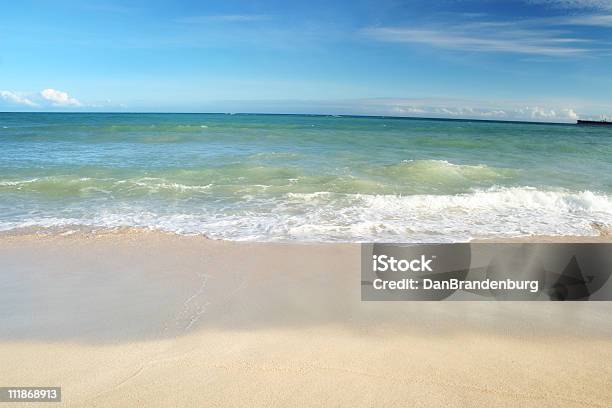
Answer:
[527,0,612,10]
[560,14,612,26]
[362,4,612,58]
[525,0,612,26]
[362,25,590,56]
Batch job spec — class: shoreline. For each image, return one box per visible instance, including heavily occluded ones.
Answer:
[2,224,612,243]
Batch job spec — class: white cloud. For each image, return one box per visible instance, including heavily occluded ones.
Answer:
[0,90,37,107]
[530,107,579,120]
[511,106,580,120]
[342,98,585,123]
[564,108,580,120]
[481,110,508,118]
[527,106,557,119]
[0,88,85,109]
[40,88,81,106]
[391,106,427,114]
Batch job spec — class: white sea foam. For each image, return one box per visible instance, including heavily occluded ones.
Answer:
[1,187,612,242]
[0,178,39,186]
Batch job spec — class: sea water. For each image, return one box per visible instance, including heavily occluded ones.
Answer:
[1,112,612,241]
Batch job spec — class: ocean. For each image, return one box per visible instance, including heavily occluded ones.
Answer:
[1,112,612,241]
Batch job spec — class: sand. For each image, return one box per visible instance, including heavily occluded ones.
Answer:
[1,230,611,407]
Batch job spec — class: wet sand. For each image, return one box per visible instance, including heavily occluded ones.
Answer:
[0,231,611,407]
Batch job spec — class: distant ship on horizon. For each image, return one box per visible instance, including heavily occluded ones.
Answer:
[577,119,612,126]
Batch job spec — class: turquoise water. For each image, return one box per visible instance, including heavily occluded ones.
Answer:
[2,112,612,241]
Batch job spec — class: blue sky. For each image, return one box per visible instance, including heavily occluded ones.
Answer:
[1,0,612,121]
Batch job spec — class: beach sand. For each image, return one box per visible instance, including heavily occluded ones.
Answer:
[1,231,611,407]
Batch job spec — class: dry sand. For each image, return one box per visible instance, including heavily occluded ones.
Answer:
[0,230,611,407]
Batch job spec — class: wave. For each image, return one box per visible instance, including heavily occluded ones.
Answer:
[2,187,611,242]
[0,178,39,186]
[373,159,517,189]
[0,160,520,199]
[0,176,215,197]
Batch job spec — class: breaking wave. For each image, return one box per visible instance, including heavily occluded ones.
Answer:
[2,187,612,242]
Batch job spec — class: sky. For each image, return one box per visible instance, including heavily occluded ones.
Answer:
[1,0,612,122]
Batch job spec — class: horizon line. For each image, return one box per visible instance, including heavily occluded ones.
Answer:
[0,111,576,126]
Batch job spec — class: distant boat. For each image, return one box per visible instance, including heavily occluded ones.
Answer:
[577,119,612,126]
